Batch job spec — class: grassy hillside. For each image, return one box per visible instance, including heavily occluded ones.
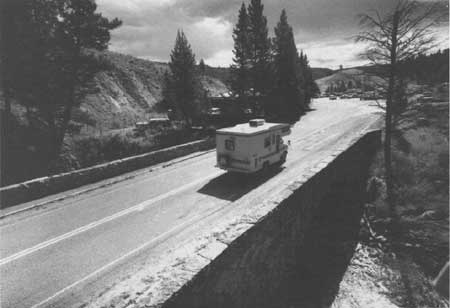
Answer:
[77,51,229,130]
[311,67,334,80]
[315,67,384,93]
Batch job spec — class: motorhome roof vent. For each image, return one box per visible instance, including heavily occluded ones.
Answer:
[249,119,265,127]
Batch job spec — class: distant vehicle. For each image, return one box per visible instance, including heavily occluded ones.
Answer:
[148,117,170,128]
[360,92,376,100]
[329,95,337,100]
[133,121,150,135]
[133,118,171,136]
[215,119,291,173]
[208,107,222,116]
[421,92,433,103]
[243,108,253,115]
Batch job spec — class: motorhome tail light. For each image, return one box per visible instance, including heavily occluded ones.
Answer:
[219,155,229,166]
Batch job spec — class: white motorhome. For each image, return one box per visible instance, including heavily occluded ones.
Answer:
[216,119,291,173]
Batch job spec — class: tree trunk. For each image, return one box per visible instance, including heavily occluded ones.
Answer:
[385,10,400,217]
[2,91,12,186]
[55,91,76,156]
[47,111,59,158]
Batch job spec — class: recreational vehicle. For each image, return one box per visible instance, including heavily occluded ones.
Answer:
[216,119,291,173]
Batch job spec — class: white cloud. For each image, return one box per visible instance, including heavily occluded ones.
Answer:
[192,17,231,38]
[98,0,175,10]
[97,0,449,69]
[205,49,234,67]
[299,40,368,69]
[188,17,233,61]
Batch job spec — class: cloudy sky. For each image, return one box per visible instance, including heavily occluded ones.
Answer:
[97,0,449,69]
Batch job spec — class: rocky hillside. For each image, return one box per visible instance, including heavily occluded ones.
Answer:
[77,53,331,130]
[77,51,229,130]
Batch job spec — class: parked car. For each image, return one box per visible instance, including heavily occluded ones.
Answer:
[148,117,170,128]
[329,95,337,100]
[421,92,434,103]
[243,108,253,115]
[133,121,149,136]
[208,107,222,116]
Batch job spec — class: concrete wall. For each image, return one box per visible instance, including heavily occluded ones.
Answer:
[0,138,215,209]
[161,130,381,308]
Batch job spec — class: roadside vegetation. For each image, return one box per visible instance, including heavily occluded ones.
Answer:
[356,0,444,220]
[353,93,449,307]
[350,0,449,304]
[1,0,121,185]
[69,122,206,170]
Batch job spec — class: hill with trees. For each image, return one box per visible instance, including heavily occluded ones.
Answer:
[399,49,449,84]
[315,49,449,95]
[315,68,384,94]
[3,51,229,131]
[311,68,334,80]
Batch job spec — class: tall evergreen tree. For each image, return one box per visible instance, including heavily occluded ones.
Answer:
[230,3,251,102]
[271,9,302,121]
[1,0,121,167]
[298,52,319,108]
[199,59,206,76]
[247,0,272,98]
[165,30,203,125]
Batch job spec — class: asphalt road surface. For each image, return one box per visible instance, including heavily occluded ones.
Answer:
[0,98,382,308]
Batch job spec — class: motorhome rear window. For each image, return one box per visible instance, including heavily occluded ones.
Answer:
[225,139,235,151]
[264,136,271,148]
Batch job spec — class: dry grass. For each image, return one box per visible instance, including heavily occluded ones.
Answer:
[353,99,449,306]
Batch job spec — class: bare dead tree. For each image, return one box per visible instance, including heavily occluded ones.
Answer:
[355,0,442,216]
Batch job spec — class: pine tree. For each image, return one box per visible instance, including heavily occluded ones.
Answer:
[247,0,272,98]
[165,30,203,125]
[199,59,206,76]
[1,0,121,166]
[298,52,319,108]
[271,9,302,121]
[230,3,251,103]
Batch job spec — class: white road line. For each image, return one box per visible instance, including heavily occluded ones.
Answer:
[30,206,223,308]
[0,172,221,267]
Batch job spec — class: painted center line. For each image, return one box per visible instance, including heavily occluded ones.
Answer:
[0,172,221,267]
[30,204,227,308]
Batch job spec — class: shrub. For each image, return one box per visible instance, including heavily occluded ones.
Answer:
[73,137,105,167]
[67,122,205,170]
[393,151,415,185]
[102,134,143,161]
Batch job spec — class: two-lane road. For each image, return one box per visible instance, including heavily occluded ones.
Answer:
[0,99,382,308]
